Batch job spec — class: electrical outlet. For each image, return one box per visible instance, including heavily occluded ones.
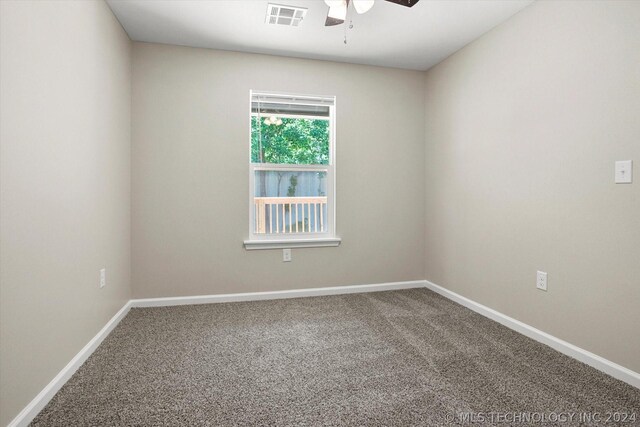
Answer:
[100,268,106,288]
[536,271,547,291]
[283,249,292,262]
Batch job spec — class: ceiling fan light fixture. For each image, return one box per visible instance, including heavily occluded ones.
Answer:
[323,0,419,27]
[263,116,283,126]
[324,0,346,8]
[326,1,348,21]
[353,0,375,14]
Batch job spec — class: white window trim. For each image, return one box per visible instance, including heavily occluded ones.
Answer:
[244,90,340,250]
[243,238,341,250]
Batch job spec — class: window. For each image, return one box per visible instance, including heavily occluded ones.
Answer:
[244,91,340,249]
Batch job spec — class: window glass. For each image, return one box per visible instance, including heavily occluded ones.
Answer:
[249,91,335,240]
[250,117,329,165]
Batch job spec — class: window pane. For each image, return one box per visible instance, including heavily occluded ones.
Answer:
[254,170,328,234]
[251,117,329,165]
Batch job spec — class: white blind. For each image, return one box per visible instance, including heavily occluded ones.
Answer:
[251,91,335,117]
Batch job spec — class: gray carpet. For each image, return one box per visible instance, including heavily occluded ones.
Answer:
[32,289,640,426]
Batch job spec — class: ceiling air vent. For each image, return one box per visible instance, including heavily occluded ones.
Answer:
[265,4,307,27]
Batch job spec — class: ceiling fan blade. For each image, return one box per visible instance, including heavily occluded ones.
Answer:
[384,0,420,7]
[325,15,345,26]
[324,0,348,26]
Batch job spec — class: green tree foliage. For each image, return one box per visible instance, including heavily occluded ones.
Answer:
[251,117,329,165]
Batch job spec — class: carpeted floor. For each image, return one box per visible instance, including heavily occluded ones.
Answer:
[32,289,640,426]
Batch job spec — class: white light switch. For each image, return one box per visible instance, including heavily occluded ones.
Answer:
[615,160,633,184]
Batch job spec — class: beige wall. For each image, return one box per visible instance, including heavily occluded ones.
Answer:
[131,43,425,298]
[424,0,640,373]
[0,1,131,424]
[2,1,638,423]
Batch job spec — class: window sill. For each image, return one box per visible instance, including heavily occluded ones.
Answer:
[244,237,341,250]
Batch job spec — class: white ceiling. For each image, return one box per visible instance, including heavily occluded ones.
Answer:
[106,0,533,71]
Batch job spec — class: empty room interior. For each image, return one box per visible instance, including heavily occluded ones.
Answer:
[1,0,639,425]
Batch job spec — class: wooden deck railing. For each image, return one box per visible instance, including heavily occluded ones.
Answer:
[255,196,327,234]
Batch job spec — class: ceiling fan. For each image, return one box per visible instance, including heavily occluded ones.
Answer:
[324,0,420,26]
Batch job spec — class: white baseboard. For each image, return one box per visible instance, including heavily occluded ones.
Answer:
[10,278,638,427]
[7,279,425,426]
[423,280,640,390]
[7,301,132,427]
[130,280,428,308]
